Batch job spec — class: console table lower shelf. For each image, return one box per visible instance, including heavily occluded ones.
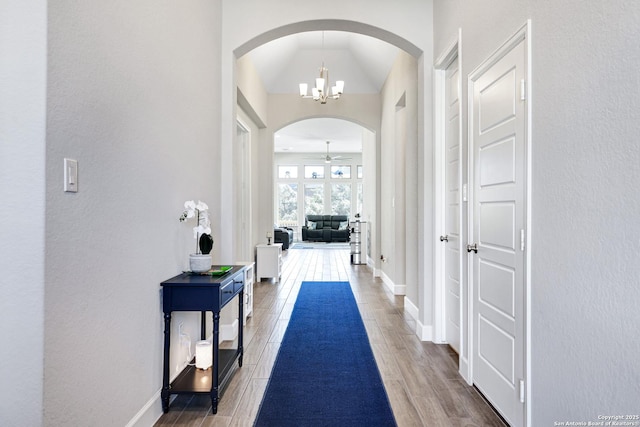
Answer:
[170,350,240,394]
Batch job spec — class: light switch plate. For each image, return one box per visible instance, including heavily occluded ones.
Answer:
[64,158,78,192]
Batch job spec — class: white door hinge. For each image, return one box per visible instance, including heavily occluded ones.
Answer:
[520,79,526,101]
[520,229,525,251]
[519,379,525,403]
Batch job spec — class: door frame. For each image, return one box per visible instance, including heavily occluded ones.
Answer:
[434,29,467,379]
[467,21,532,426]
[235,117,253,262]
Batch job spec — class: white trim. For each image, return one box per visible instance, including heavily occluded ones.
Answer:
[433,30,462,347]
[219,319,239,342]
[404,297,433,341]
[125,390,164,427]
[433,57,446,344]
[433,28,468,352]
[235,116,253,263]
[524,19,533,427]
[367,255,375,271]
[459,355,471,385]
[467,21,531,427]
[404,295,419,320]
[380,270,405,295]
[417,323,433,342]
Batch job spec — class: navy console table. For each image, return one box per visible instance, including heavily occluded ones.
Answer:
[160,265,245,413]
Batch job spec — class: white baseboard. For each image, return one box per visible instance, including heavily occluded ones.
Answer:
[416,322,433,341]
[220,319,238,342]
[459,355,472,385]
[380,270,406,295]
[125,389,164,427]
[404,296,419,320]
[404,297,433,342]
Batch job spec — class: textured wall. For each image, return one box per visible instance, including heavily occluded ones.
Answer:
[44,1,222,425]
[380,51,420,294]
[433,0,640,423]
[0,1,46,425]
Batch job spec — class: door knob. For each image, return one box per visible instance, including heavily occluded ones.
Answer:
[440,235,449,242]
[466,243,478,253]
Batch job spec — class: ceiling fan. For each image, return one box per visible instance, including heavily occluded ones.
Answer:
[306,141,352,163]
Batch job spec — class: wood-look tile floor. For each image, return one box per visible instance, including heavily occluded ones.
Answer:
[154,248,506,427]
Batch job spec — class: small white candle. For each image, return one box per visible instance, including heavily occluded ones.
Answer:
[195,340,212,370]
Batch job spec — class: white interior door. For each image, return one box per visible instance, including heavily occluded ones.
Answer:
[469,34,527,427]
[444,57,461,353]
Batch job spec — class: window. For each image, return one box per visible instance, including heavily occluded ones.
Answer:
[331,183,351,216]
[356,183,363,216]
[357,165,363,179]
[304,165,325,179]
[278,183,298,225]
[331,165,351,179]
[304,183,324,215]
[278,165,298,179]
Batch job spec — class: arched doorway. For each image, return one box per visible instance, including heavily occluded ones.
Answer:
[273,118,375,257]
[223,15,434,354]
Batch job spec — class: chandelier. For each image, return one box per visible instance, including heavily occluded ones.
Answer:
[298,33,344,104]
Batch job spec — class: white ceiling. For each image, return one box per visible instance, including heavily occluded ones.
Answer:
[246,31,399,153]
[274,118,365,153]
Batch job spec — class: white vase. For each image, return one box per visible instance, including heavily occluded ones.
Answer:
[189,254,212,273]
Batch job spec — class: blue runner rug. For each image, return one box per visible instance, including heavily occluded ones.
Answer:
[254,281,397,426]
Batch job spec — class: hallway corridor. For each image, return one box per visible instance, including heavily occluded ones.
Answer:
[155,248,506,426]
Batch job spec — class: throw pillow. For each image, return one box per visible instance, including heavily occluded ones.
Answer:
[339,221,348,231]
[308,221,317,230]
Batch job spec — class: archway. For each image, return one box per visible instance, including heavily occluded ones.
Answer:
[221,14,434,347]
[273,118,375,255]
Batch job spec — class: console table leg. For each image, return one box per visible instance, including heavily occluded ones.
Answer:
[161,312,171,413]
[211,311,220,414]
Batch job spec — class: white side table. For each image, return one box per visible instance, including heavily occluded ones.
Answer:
[256,243,282,283]
[235,262,255,324]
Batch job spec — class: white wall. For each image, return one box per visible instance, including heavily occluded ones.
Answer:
[237,106,264,256]
[237,55,268,127]
[433,0,640,424]
[44,1,222,425]
[379,51,419,300]
[0,1,46,425]
[362,129,378,266]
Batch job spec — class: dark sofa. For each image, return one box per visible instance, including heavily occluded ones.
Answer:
[274,226,294,250]
[301,215,350,242]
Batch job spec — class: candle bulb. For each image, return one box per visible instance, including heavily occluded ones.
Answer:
[195,340,212,370]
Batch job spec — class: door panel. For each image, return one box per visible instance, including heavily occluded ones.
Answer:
[479,202,516,250]
[471,36,526,427]
[478,260,515,318]
[478,67,517,133]
[479,136,516,186]
[478,315,515,383]
[444,57,461,353]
